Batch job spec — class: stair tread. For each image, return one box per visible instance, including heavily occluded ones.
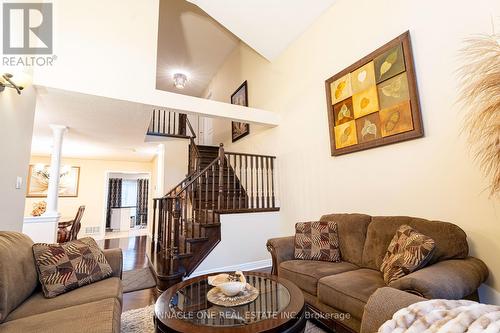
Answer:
[179,235,209,243]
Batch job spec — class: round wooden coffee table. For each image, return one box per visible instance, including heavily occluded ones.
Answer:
[154,272,305,333]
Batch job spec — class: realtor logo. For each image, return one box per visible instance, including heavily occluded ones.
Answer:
[3,3,53,54]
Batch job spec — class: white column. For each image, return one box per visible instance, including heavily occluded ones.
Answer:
[43,125,67,217]
[156,144,165,197]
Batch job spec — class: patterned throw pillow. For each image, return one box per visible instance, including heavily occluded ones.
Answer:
[32,237,113,298]
[380,225,436,284]
[294,221,341,262]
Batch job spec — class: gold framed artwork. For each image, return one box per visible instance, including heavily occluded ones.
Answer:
[27,165,80,197]
[325,31,423,156]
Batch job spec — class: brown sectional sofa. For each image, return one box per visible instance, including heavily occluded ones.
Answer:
[266,213,489,332]
[0,232,123,333]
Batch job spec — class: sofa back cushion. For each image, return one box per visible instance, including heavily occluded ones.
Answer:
[0,232,38,323]
[319,213,372,266]
[362,216,468,270]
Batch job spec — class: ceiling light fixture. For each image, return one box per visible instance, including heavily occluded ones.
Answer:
[173,73,188,89]
[0,73,24,95]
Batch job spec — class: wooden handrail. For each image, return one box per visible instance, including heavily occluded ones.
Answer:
[175,158,219,196]
[186,117,196,139]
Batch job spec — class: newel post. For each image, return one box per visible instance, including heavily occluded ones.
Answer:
[217,143,225,210]
[172,198,181,273]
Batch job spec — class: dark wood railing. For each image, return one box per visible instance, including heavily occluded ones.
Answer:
[223,151,276,212]
[148,109,190,138]
[148,109,202,197]
[151,144,278,279]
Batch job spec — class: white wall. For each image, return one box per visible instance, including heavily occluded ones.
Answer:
[192,212,280,276]
[31,0,278,126]
[0,87,36,231]
[202,0,500,303]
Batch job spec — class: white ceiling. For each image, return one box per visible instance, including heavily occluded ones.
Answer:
[187,0,338,61]
[31,87,159,162]
[156,0,240,97]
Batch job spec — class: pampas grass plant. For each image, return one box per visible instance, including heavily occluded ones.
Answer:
[457,34,500,197]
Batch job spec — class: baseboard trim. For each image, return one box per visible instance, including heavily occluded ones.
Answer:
[190,259,272,277]
[479,283,500,305]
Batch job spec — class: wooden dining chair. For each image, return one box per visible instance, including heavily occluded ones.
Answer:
[57,205,85,243]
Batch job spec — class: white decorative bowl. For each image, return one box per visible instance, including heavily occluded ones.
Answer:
[217,281,246,297]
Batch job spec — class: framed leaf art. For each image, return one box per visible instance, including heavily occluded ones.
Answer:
[325,31,423,156]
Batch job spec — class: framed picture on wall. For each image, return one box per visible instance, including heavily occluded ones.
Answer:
[27,164,80,197]
[231,80,250,142]
[325,31,423,156]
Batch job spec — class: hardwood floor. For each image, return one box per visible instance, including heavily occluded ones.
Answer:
[99,235,271,312]
[100,235,149,271]
[99,235,157,311]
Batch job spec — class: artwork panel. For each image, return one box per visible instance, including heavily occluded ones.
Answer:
[231,89,247,106]
[379,100,414,137]
[377,72,410,110]
[374,44,406,83]
[352,86,380,119]
[27,165,80,197]
[334,120,358,149]
[355,112,382,143]
[351,61,376,94]
[333,98,354,126]
[330,73,352,104]
[325,32,423,156]
[230,81,250,142]
[232,122,250,141]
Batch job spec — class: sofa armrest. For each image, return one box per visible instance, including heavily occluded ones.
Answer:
[103,248,123,279]
[361,287,425,333]
[388,257,488,299]
[266,236,294,275]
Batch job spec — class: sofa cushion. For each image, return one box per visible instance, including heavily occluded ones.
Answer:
[0,232,38,323]
[32,237,113,298]
[318,268,386,320]
[279,260,358,295]
[5,276,122,322]
[361,216,468,270]
[0,298,121,333]
[380,225,435,284]
[320,213,372,266]
[294,221,340,262]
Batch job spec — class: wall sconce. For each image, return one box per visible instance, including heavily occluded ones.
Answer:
[0,73,24,95]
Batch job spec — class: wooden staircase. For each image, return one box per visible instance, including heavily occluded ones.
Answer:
[146,110,279,291]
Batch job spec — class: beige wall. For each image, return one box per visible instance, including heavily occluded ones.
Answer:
[164,140,189,191]
[24,156,154,238]
[203,0,500,302]
[0,86,37,232]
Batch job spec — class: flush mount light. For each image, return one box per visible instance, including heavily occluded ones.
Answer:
[0,73,24,95]
[173,73,188,89]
